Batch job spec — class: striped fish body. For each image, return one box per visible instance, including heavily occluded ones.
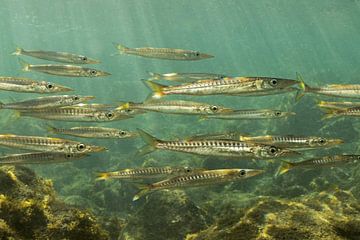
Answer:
[307,84,360,98]
[116,44,213,61]
[148,169,263,190]
[0,77,72,93]
[14,48,99,64]
[49,126,136,138]
[0,134,105,153]
[98,167,196,180]
[28,64,109,77]
[294,155,359,169]
[204,109,294,119]
[333,107,360,117]
[148,72,226,82]
[19,108,131,122]
[0,152,88,165]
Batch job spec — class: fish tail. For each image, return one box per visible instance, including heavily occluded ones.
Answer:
[321,108,338,120]
[133,184,151,201]
[276,160,295,176]
[46,124,57,134]
[295,72,309,102]
[143,80,165,98]
[113,42,129,54]
[0,101,3,109]
[12,47,23,56]
[136,129,159,157]
[147,72,161,80]
[95,172,110,181]
[18,58,30,71]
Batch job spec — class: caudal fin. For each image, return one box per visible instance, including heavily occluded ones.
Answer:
[0,101,3,109]
[18,58,30,71]
[113,43,129,54]
[95,172,111,181]
[133,184,151,201]
[276,160,295,176]
[136,129,160,157]
[12,47,23,56]
[321,108,340,120]
[147,72,162,81]
[142,80,166,99]
[46,124,58,134]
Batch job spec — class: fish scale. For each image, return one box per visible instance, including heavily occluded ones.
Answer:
[0,152,88,165]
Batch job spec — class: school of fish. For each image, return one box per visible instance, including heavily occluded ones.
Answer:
[0,43,357,201]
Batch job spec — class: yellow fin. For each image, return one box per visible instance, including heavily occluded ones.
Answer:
[133,184,151,201]
[143,80,165,98]
[12,47,23,56]
[95,172,110,181]
[276,160,295,176]
[18,58,30,71]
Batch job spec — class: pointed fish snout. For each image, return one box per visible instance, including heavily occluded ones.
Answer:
[281,149,301,157]
[91,145,108,153]
[201,53,214,59]
[248,169,265,177]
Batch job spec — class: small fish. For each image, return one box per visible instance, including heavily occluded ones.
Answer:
[298,81,360,99]
[144,77,300,98]
[96,166,200,180]
[317,101,360,109]
[239,135,343,149]
[114,43,213,61]
[47,125,138,139]
[321,106,360,119]
[148,72,227,82]
[133,168,264,201]
[0,152,88,165]
[0,134,106,153]
[18,59,110,77]
[18,107,139,122]
[71,103,113,109]
[117,100,234,115]
[277,155,360,175]
[0,95,94,110]
[137,129,299,159]
[201,109,295,120]
[12,47,100,64]
[0,77,72,93]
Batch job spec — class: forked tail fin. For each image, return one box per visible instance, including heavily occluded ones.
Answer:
[18,58,30,71]
[136,129,160,157]
[142,80,166,99]
[276,160,295,176]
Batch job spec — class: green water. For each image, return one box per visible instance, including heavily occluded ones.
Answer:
[1,1,360,239]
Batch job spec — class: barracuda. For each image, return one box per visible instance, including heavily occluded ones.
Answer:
[137,129,300,159]
[148,72,227,82]
[0,77,72,93]
[0,152,89,165]
[133,168,264,201]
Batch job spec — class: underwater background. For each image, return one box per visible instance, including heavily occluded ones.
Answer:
[1,0,360,239]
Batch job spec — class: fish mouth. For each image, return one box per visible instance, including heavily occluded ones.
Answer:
[328,139,344,146]
[81,96,96,102]
[87,58,101,64]
[90,145,108,153]
[58,86,73,92]
[279,149,301,157]
[247,169,265,177]
[99,71,111,76]
[201,53,214,59]
[285,111,296,117]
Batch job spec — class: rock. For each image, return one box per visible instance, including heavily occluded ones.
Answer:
[122,190,209,240]
[186,189,360,240]
[0,166,108,240]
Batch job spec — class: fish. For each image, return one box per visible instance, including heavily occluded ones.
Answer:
[321,106,360,119]
[0,152,89,165]
[18,107,139,122]
[12,47,100,64]
[133,168,264,201]
[47,125,138,139]
[239,135,344,149]
[114,43,213,61]
[297,81,360,99]
[143,76,300,98]
[189,133,343,149]
[0,134,106,153]
[71,103,113,109]
[96,166,201,180]
[148,72,228,82]
[117,100,235,115]
[0,77,72,93]
[137,129,300,159]
[317,101,360,109]
[0,95,94,110]
[18,59,110,77]
[200,109,295,120]
[277,155,360,175]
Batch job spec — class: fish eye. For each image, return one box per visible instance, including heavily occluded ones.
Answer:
[125,109,133,113]
[77,143,86,151]
[269,146,277,154]
[81,56,87,61]
[66,154,71,158]
[106,112,114,118]
[357,156,360,160]
[275,111,281,116]
[319,138,326,144]
[239,170,246,176]
[46,83,53,89]
[73,96,79,101]
[270,79,278,86]
[119,131,126,135]
[210,105,218,112]
[195,52,200,56]
[90,70,97,75]
[185,168,191,173]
